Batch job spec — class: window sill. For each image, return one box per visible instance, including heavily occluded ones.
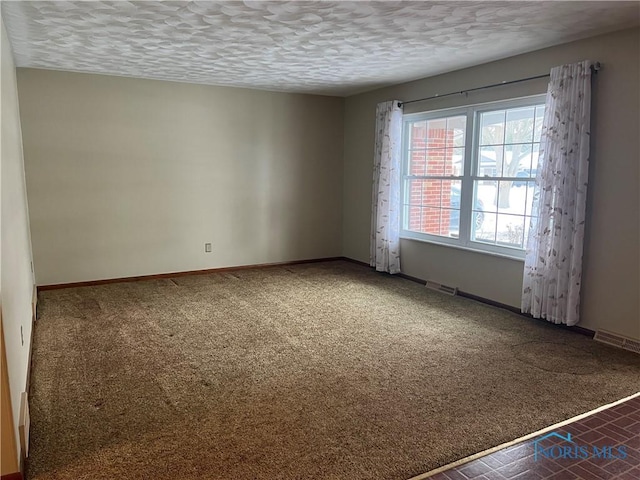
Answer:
[400,235,526,262]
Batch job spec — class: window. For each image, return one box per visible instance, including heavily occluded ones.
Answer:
[401,96,545,259]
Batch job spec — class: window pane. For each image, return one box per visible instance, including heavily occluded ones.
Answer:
[472,181,492,241]
[474,180,497,214]
[530,143,541,174]
[496,214,526,248]
[409,179,450,208]
[505,107,535,144]
[442,180,462,209]
[424,180,443,207]
[470,208,485,237]
[478,146,500,177]
[406,179,424,207]
[410,121,427,150]
[473,211,496,243]
[409,149,426,176]
[425,149,446,176]
[451,147,464,176]
[499,180,527,216]
[405,180,461,238]
[496,179,532,215]
[480,110,505,145]
[441,208,459,238]
[505,144,533,177]
[405,204,422,231]
[447,115,466,147]
[534,106,545,142]
[472,180,530,246]
[512,179,535,215]
[525,183,537,216]
[418,115,465,176]
[420,206,442,235]
[426,118,447,139]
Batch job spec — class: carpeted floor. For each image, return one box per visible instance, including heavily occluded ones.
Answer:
[27,260,640,480]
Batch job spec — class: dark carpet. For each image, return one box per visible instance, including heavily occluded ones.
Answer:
[27,261,640,479]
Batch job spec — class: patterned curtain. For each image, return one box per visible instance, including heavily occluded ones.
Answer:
[370,100,403,274]
[522,61,594,326]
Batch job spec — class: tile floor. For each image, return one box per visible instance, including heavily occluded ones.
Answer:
[429,395,640,479]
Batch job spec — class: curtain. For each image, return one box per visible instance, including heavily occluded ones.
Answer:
[522,60,594,326]
[370,100,403,274]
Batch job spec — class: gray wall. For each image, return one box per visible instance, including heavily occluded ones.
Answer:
[17,70,344,285]
[343,27,640,340]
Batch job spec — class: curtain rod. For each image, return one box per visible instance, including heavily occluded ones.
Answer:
[399,62,601,107]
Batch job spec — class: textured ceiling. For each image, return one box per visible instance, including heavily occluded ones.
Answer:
[2,1,639,96]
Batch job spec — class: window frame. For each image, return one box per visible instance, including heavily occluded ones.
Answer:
[400,94,546,260]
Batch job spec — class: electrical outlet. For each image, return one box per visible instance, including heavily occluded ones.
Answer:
[204,243,212,253]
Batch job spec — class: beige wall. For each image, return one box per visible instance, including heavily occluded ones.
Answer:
[17,69,344,285]
[343,27,640,340]
[1,17,34,470]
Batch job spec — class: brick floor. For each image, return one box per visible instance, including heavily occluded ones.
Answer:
[427,395,640,479]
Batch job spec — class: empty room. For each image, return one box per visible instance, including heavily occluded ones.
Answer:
[1,1,640,479]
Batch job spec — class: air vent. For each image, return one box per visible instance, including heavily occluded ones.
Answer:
[594,330,640,354]
[425,280,458,296]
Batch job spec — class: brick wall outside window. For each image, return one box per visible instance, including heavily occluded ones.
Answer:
[408,126,455,235]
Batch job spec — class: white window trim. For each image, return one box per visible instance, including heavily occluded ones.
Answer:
[400,94,546,260]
